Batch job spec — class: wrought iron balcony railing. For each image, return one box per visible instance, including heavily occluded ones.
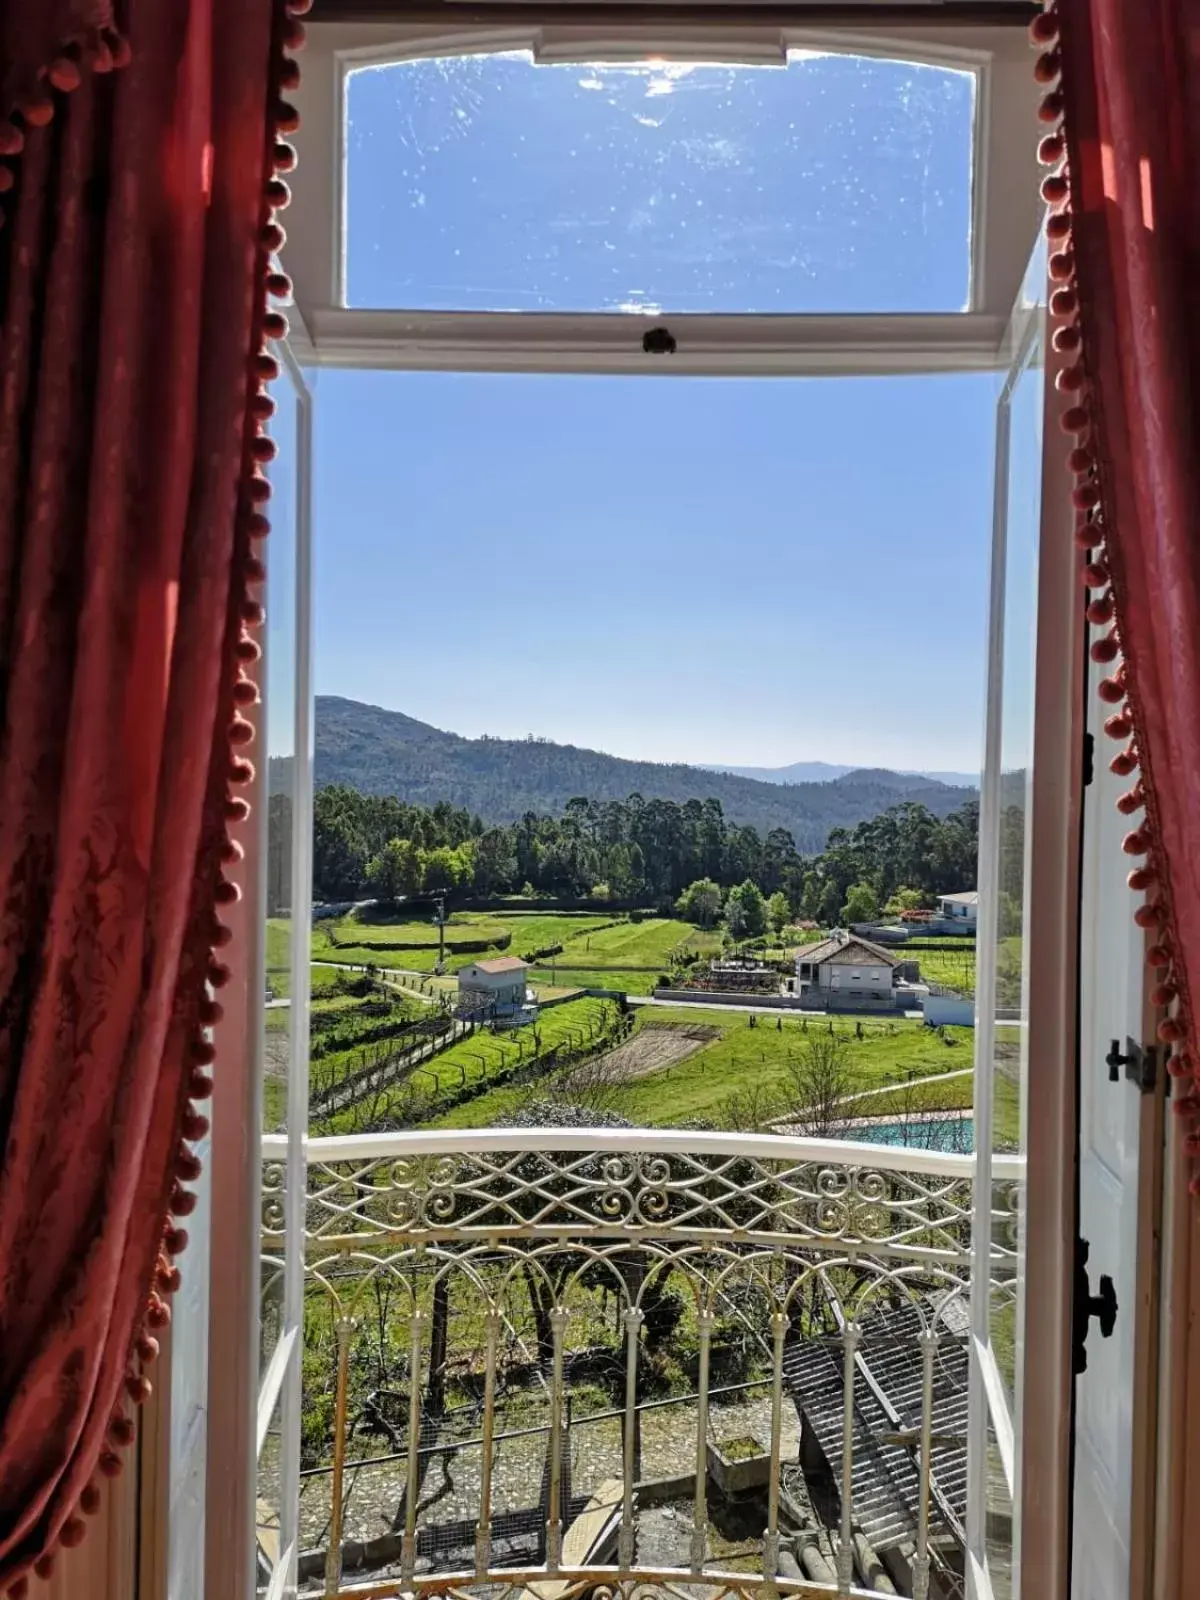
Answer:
[259,1129,1022,1600]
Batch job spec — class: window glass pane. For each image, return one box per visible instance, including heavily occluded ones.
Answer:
[985,320,1041,1403]
[985,1416,1015,1600]
[264,375,299,1136]
[346,51,975,314]
[256,1396,284,1596]
[260,363,300,1404]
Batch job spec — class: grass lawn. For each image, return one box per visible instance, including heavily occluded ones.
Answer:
[310,911,624,974]
[323,911,509,947]
[303,909,740,996]
[264,923,349,998]
[529,965,661,996]
[849,1027,1022,1148]
[319,997,619,1135]
[528,920,723,996]
[556,918,718,969]
[615,1010,975,1127]
[429,1010,975,1131]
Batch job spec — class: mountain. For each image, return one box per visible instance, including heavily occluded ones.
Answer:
[301,697,977,856]
[708,759,979,788]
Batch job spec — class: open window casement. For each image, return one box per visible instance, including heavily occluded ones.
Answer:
[284,14,1041,375]
[180,14,1167,1600]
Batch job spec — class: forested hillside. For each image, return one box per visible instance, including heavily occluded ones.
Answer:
[293,696,976,856]
[309,782,979,917]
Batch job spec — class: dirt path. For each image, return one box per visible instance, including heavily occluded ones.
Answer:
[589,1022,721,1084]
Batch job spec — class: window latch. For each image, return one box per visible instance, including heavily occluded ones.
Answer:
[1073,1237,1118,1376]
[1106,1035,1157,1092]
[642,326,677,356]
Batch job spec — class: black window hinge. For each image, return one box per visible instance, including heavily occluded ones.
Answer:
[1073,1237,1118,1376]
[1106,1035,1157,1092]
[1083,730,1095,787]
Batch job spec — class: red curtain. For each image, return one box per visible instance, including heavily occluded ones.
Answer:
[1046,0,1200,1152]
[0,0,296,1585]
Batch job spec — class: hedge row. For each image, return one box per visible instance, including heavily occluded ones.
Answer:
[324,929,513,955]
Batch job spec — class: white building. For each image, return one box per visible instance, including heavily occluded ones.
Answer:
[457,956,530,1018]
[793,933,899,1000]
[937,891,979,927]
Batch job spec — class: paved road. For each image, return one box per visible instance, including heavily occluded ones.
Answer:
[628,993,1020,1028]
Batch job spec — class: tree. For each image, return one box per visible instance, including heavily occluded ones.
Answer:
[782,1034,854,1138]
[472,827,518,895]
[718,1080,782,1132]
[677,877,723,927]
[423,842,473,891]
[818,880,843,927]
[366,837,423,902]
[885,885,927,915]
[725,879,767,939]
[766,891,790,938]
[841,880,879,925]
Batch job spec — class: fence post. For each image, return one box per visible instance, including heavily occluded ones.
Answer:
[324,1316,357,1596]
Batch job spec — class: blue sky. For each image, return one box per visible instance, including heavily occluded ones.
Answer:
[308,51,1000,773]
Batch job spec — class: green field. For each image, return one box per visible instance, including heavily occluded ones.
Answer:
[913,945,977,995]
[428,1008,975,1130]
[311,911,626,974]
[530,965,659,996]
[304,910,723,987]
[552,918,720,968]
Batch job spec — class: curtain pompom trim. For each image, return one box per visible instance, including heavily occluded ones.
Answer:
[1032,1,1200,1190]
[0,2,308,1592]
[0,27,131,223]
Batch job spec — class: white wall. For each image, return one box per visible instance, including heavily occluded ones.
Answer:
[923,993,975,1027]
[821,963,893,990]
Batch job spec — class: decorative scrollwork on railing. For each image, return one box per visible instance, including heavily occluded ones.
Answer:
[293,1141,991,1274]
[261,1159,286,1236]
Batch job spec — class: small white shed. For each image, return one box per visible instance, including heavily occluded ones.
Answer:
[457,956,530,1015]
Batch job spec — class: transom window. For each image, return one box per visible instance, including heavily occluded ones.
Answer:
[345,51,976,315]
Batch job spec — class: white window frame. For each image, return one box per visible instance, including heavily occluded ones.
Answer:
[204,327,314,1600]
[285,15,1043,375]
[967,267,1041,1598]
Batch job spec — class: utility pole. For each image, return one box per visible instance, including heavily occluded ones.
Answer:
[435,893,447,973]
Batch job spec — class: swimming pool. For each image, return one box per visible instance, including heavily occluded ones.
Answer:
[849,1115,975,1154]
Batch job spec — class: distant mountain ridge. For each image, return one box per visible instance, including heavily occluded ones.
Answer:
[707,759,979,788]
[299,697,977,856]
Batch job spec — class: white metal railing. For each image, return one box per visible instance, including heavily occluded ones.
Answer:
[259,1129,1023,1600]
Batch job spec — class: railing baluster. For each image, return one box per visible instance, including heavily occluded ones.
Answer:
[402,1306,427,1585]
[475,1306,500,1579]
[764,1308,787,1585]
[546,1305,569,1572]
[324,1316,355,1597]
[838,1320,860,1596]
[691,1309,714,1573]
[620,1305,644,1572]
[914,1328,937,1600]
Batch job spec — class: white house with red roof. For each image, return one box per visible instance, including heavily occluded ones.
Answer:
[457,955,531,1019]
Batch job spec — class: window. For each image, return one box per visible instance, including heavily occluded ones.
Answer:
[201,17,1090,1600]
